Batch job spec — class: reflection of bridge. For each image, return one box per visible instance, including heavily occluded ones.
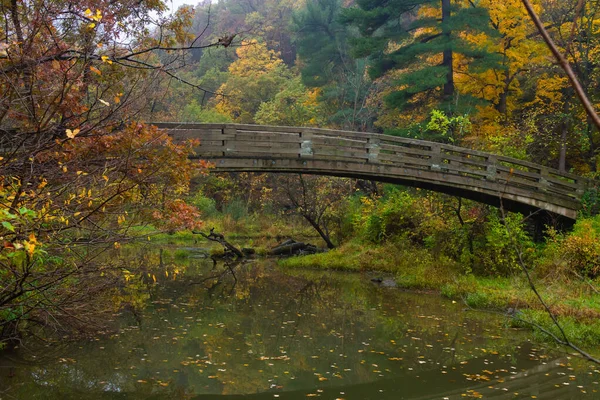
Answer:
[157,123,592,220]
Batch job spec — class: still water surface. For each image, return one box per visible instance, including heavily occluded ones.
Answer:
[1,249,600,399]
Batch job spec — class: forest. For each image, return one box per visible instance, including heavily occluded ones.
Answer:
[2,0,600,388]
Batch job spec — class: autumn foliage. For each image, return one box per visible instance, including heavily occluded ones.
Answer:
[0,0,214,344]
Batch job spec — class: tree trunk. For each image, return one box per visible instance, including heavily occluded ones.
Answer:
[558,96,570,172]
[304,215,336,249]
[441,0,454,100]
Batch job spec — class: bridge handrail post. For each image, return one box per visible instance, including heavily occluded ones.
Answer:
[300,130,313,158]
[486,155,498,182]
[539,166,550,192]
[222,126,236,156]
[367,136,380,163]
[430,143,442,171]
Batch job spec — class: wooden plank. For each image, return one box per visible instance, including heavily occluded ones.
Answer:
[222,140,300,149]
[196,146,301,155]
[377,153,427,165]
[546,175,585,189]
[496,156,543,173]
[312,147,370,160]
[377,153,433,167]
[312,141,368,153]
[437,164,490,179]
[303,128,376,141]
[154,123,227,130]
[379,143,434,157]
[229,124,303,134]
[311,136,368,147]
[196,140,226,147]
[545,176,582,190]
[496,165,541,181]
[439,153,488,171]
[234,132,301,143]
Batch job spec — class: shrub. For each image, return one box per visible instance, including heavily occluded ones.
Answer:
[222,198,248,221]
[470,212,535,277]
[540,216,600,278]
[189,191,219,218]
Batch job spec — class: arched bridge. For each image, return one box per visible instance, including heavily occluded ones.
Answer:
[155,123,592,220]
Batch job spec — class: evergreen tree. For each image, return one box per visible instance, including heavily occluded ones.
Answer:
[293,0,373,130]
[342,0,499,117]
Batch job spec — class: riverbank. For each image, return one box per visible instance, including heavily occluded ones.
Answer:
[279,240,600,347]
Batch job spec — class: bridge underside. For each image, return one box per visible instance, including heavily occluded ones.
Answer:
[197,156,581,221]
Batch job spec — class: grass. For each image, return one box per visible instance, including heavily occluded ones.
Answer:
[279,239,600,346]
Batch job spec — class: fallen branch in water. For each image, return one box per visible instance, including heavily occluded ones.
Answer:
[193,228,245,258]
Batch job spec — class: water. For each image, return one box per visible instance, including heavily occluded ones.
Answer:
[1,251,600,399]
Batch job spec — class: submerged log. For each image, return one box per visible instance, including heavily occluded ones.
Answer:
[270,239,320,256]
[193,228,245,258]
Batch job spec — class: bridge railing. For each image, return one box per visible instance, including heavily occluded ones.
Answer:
[156,123,589,202]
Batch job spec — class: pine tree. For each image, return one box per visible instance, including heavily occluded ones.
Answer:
[293,0,373,130]
[342,0,500,116]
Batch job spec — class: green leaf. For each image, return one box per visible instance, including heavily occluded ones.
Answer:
[2,221,15,232]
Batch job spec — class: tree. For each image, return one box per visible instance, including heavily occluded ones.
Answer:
[278,175,352,249]
[293,0,373,130]
[215,40,293,123]
[254,76,322,126]
[0,0,221,344]
[342,0,500,128]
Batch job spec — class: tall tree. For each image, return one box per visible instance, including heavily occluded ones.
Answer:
[293,0,373,130]
[342,0,500,120]
[215,40,293,123]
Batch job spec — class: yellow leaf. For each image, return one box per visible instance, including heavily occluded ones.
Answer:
[101,55,112,64]
[89,66,102,75]
[84,8,92,17]
[66,128,80,139]
[62,166,67,173]
[88,22,96,28]
[114,96,121,104]
[152,274,157,283]
[27,242,35,256]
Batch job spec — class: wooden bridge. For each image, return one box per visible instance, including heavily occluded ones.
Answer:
[156,123,593,220]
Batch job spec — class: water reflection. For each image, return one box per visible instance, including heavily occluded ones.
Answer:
[1,252,599,399]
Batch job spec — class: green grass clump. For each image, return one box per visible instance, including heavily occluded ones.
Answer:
[512,309,600,346]
[280,240,460,288]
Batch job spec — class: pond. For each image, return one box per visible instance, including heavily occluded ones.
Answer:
[1,247,599,399]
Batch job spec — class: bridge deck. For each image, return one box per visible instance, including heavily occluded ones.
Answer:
[156,123,592,220]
